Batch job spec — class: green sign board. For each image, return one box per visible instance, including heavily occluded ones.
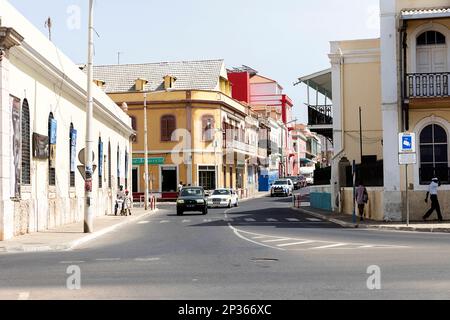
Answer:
[132,157,165,165]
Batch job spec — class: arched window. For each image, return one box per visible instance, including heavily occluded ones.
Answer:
[48,112,56,186]
[202,115,215,141]
[69,123,76,188]
[98,137,103,189]
[417,31,446,46]
[21,99,31,185]
[420,124,449,184]
[161,115,176,141]
[117,145,120,189]
[108,141,112,189]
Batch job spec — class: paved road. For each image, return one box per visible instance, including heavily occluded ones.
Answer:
[2,193,450,300]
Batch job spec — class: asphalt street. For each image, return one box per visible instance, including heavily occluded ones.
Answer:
[2,191,450,300]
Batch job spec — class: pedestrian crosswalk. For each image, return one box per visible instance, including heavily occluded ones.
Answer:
[137,217,325,225]
[234,229,408,251]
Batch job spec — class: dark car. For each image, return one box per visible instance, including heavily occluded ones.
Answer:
[176,187,208,216]
[287,176,302,190]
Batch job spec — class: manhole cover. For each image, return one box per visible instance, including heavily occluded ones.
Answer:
[251,258,279,262]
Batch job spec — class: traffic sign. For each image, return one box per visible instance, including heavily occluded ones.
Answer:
[399,133,416,153]
[399,153,417,165]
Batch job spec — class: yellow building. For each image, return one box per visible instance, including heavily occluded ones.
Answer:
[93,60,260,199]
[300,0,450,221]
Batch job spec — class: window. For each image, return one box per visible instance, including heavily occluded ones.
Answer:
[125,150,129,190]
[48,113,56,186]
[98,137,103,189]
[161,115,176,141]
[420,124,449,184]
[202,115,214,141]
[21,99,31,185]
[69,123,76,188]
[117,145,120,189]
[198,166,216,190]
[130,116,137,143]
[417,31,446,46]
[108,141,112,189]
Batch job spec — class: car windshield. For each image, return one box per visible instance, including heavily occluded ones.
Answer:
[180,188,203,197]
[213,190,231,196]
[274,180,288,186]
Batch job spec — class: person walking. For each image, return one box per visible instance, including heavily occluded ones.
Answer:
[355,181,369,222]
[423,177,443,222]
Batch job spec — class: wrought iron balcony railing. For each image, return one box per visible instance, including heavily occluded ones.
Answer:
[406,72,450,98]
[308,105,333,126]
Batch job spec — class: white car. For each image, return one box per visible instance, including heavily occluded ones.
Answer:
[270,179,294,197]
[207,189,239,208]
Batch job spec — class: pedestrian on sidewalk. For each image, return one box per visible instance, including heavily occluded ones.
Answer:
[423,177,443,222]
[355,181,369,222]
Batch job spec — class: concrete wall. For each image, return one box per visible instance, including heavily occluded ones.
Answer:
[309,185,332,211]
[341,187,385,221]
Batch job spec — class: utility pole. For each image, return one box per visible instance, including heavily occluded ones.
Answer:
[84,0,94,233]
[144,93,149,210]
[117,51,123,65]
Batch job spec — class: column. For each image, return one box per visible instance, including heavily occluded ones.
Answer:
[380,0,402,221]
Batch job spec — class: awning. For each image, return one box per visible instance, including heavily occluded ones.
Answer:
[300,158,314,164]
[401,8,450,20]
[296,69,332,100]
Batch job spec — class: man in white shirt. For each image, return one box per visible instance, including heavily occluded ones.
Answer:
[423,178,443,222]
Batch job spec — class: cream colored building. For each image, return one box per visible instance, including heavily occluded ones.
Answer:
[0,1,133,240]
[304,0,450,222]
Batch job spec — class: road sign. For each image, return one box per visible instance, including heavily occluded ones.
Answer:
[399,153,417,165]
[78,165,97,181]
[399,133,416,153]
[78,148,95,164]
[133,157,165,165]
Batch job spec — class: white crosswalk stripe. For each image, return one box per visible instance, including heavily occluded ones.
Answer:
[182,219,191,223]
[312,243,347,250]
[267,218,278,222]
[138,221,150,224]
[277,241,315,247]
[286,218,300,222]
[306,218,322,222]
[160,220,170,224]
[244,218,256,222]
[262,238,291,243]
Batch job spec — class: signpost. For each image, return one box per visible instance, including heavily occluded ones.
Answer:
[399,133,417,226]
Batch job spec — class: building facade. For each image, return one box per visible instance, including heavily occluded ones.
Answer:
[0,1,133,240]
[93,60,263,199]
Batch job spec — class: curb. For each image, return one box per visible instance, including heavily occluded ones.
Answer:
[292,207,450,234]
[1,209,158,253]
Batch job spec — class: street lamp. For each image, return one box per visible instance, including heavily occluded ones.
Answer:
[84,0,94,233]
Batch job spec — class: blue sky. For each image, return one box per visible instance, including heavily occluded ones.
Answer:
[9,0,380,123]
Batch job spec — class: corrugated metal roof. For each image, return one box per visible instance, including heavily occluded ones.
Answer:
[402,7,450,20]
[297,69,332,100]
[92,59,225,93]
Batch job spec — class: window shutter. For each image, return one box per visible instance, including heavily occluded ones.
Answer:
[21,100,31,185]
[161,117,168,141]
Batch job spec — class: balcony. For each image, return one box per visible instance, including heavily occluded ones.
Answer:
[406,73,450,98]
[308,105,333,126]
[307,105,333,141]
[223,139,257,156]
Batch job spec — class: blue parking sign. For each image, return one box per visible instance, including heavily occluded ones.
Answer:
[399,133,416,153]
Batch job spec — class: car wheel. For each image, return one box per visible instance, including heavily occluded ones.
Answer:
[177,210,183,216]
[228,200,232,208]
[235,200,239,207]
[203,207,208,215]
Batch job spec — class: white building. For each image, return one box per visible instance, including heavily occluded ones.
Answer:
[0,1,134,240]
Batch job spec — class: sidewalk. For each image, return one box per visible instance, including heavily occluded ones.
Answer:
[293,206,450,233]
[0,207,156,253]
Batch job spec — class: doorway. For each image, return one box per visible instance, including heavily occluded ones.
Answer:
[132,167,139,193]
[161,166,177,192]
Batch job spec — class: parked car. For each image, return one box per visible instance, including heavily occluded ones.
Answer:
[270,179,294,197]
[286,176,302,190]
[176,187,208,216]
[298,175,307,188]
[207,188,239,208]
